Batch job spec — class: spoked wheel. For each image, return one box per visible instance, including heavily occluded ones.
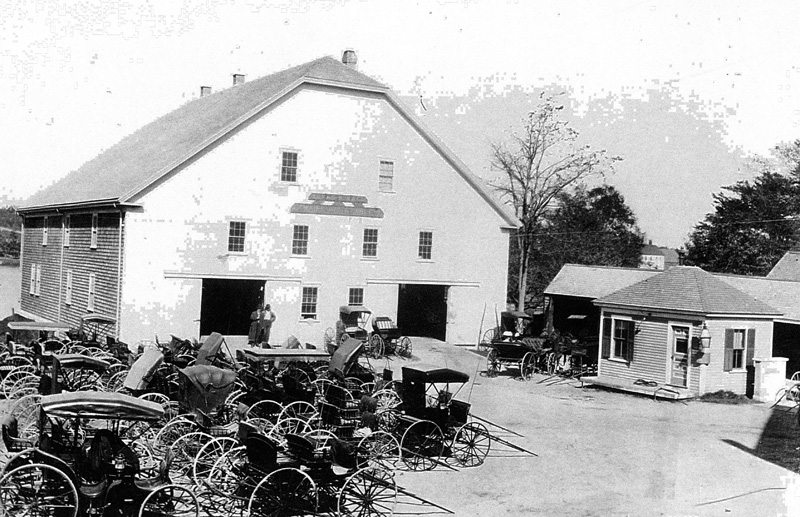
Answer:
[248,467,318,517]
[206,446,247,496]
[270,416,312,443]
[104,370,129,392]
[520,352,535,381]
[357,431,400,470]
[0,463,79,517]
[479,327,499,352]
[61,367,103,392]
[152,417,198,455]
[486,349,499,377]
[367,334,385,359]
[169,431,214,483]
[451,422,491,467]
[400,420,445,471]
[245,399,283,422]
[373,389,402,413]
[139,484,199,517]
[338,466,397,517]
[376,409,401,433]
[192,436,239,487]
[396,336,412,358]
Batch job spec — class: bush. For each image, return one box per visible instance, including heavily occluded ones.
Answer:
[699,390,752,404]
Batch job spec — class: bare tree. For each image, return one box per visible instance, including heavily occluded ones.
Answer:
[491,94,621,311]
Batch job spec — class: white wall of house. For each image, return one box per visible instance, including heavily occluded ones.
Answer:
[118,84,510,345]
[701,317,773,395]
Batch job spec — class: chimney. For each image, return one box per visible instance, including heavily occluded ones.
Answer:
[200,86,212,97]
[342,50,358,70]
[232,73,245,85]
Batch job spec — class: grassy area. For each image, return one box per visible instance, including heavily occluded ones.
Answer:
[698,390,754,404]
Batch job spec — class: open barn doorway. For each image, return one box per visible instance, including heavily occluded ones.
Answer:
[397,284,448,341]
[200,279,264,336]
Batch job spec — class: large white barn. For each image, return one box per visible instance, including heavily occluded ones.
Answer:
[18,53,517,346]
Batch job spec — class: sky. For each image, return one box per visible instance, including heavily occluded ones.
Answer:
[2,0,799,247]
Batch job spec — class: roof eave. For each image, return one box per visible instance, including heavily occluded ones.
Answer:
[17,199,141,215]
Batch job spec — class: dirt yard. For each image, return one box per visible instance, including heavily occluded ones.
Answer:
[394,338,799,517]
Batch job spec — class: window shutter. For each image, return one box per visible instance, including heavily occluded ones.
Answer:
[626,321,635,362]
[723,328,734,372]
[746,328,756,367]
[601,317,611,359]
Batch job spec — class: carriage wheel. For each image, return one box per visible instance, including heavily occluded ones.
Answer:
[192,437,239,488]
[520,352,535,381]
[130,440,158,477]
[138,392,170,406]
[340,333,351,346]
[245,399,284,422]
[400,420,445,471]
[270,416,312,442]
[1,367,37,398]
[338,466,397,517]
[479,327,499,352]
[397,336,412,358]
[206,446,247,495]
[120,420,156,443]
[357,431,400,470]
[10,393,41,431]
[367,334,385,359]
[138,484,199,517]
[486,349,500,377]
[276,400,317,421]
[373,389,402,412]
[104,370,129,392]
[169,431,213,483]
[7,376,40,400]
[452,422,491,467]
[248,467,318,517]
[546,352,557,376]
[376,409,401,433]
[0,463,79,517]
[152,418,198,455]
[312,378,334,403]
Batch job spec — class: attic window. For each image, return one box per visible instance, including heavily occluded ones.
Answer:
[228,221,246,253]
[281,151,298,182]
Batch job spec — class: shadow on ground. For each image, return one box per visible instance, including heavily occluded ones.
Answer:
[723,403,800,473]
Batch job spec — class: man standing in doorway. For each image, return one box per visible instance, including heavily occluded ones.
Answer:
[259,303,276,348]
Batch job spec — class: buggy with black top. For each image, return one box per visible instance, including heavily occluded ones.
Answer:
[370,316,412,359]
[485,310,550,380]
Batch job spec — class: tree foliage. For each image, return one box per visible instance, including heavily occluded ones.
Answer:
[0,207,21,258]
[685,168,800,275]
[507,185,644,304]
[491,94,621,310]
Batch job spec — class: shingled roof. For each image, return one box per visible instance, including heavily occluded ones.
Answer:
[544,264,660,299]
[594,266,780,316]
[20,56,518,227]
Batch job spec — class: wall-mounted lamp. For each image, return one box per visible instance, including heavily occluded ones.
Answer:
[700,323,711,350]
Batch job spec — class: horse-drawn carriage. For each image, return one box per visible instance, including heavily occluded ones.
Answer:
[0,391,199,517]
[484,310,550,380]
[370,317,412,359]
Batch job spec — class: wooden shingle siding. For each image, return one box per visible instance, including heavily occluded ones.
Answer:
[21,211,123,340]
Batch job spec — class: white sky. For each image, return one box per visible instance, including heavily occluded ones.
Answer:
[2,0,799,246]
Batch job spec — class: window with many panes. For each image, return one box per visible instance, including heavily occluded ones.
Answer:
[43,216,49,246]
[379,160,394,192]
[64,215,70,247]
[90,213,98,249]
[301,287,318,319]
[724,328,754,371]
[612,319,634,360]
[88,273,96,312]
[348,288,364,307]
[65,270,73,306]
[418,231,433,260]
[362,229,378,258]
[228,221,246,253]
[292,225,309,256]
[281,151,298,182]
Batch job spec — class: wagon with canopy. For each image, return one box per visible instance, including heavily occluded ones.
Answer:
[485,310,549,380]
[0,391,199,517]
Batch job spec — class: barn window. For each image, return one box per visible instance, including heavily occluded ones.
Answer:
[379,160,394,192]
[362,229,378,258]
[292,225,309,256]
[348,288,364,307]
[301,287,318,320]
[281,151,298,182]
[90,213,98,249]
[418,231,433,260]
[227,221,246,253]
[88,273,96,312]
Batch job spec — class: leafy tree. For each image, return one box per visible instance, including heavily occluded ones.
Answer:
[507,185,644,303]
[0,207,21,258]
[491,94,621,310]
[685,170,800,275]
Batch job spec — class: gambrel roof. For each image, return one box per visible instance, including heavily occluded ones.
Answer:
[20,56,518,228]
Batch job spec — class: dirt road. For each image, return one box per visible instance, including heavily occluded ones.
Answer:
[396,338,797,517]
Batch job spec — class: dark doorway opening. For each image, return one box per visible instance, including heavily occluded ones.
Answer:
[397,284,448,341]
[200,279,264,336]
[773,322,800,378]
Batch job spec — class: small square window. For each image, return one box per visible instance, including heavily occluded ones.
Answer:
[90,213,98,249]
[292,225,309,256]
[418,231,433,260]
[362,229,378,258]
[301,286,318,319]
[379,160,394,192]
[281,151,298,182]
[348,288,364,307]
[228,221,246,253]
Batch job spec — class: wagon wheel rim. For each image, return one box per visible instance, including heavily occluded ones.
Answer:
[452,422,491,467]
[376,409,400,433]
[245,399,283,421]
[0,463,79,517]
[400,420,444,471]
[248,467,318,517]
[479,327,498,352]
[169,431,214,483]
[138,483,199,517]
[338,466,397,517]
[192,436,239,488]
[206,446,246,495]
[153,418,198,454]
[520,352,535,381]
[373,389,402,412]
[357,431,400,470]
[486,349,499,377]
[369,334,385,359]
[397,336,412,358]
